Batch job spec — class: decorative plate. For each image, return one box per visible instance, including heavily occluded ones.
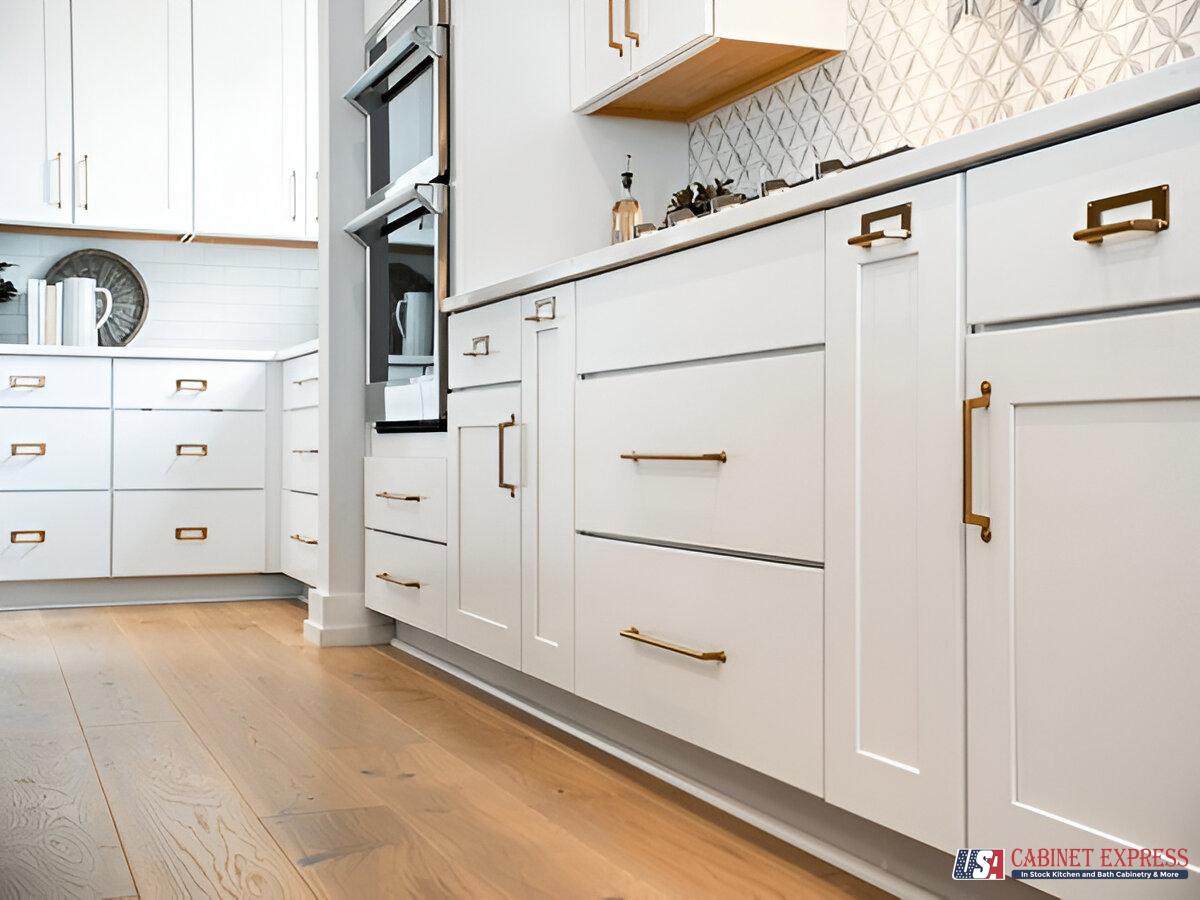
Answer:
[45,249,149,347]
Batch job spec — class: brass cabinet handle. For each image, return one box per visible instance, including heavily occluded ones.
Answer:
[621,451,727,463]
[291,448,319,454]
[524,296,556,322]
[376,491,422,502]
[848,202,912,247]
[498,413,517,497]
[963,380,992,543]
[620,626,727,663]
[11,443,47,456]
[8,375,46,388]
[289,533,318,545]
[624,0,640,46]
[176,443,208,457]
[291,375,318,385]
[175,378,208,392]
[376,572,421,589]
[462,335,490,357]
[1072,184,1169,244]
[175,527,208,541]
[54,152,63,209]
[11,530,46,545]
[291,169,298,222]
[608,0,624,55]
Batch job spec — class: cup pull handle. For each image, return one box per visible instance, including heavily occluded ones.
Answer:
[176,444,209,457]
[11,443,47,456]
[176,378,208,392]
[8,375,46,389]
[462,335,490,357]
[10,530,46,545]
[175,527,208,541]
[524,296,556,322]
[1072,184,1169,244]
[848,202,912,247]
[963,380,992,543]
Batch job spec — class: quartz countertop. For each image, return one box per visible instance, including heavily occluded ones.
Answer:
[443,57,1200,314]
[0,338,319,362]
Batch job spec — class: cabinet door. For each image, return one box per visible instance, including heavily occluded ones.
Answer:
[630,0,711,73]
[577,0,632,105]
[824,175,965,852]
[71,0,192,232]
[446,384,522,667]
[967,310,1200,893]
[520,287,575,690]
[0,0,72,225]
[194,0,306,238]
[304,0,319,239]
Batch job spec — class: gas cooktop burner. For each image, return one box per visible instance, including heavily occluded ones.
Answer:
[760,145,914,197]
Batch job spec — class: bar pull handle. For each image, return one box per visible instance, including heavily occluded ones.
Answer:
[848,202,912,247]
[462,335,490,357]
[524,296,556,322]
[498,413,517,497]
[176,443,209,457]
[620,626,727,663]
[376,572,421,589]
[1073,184,1169,244]
[624,0,640,46]
[376,491,422,502]
[608,0,624,55]
[175,378,208,392]
[10,530,46,545]
[54,152,63,209]
[11,443,47,456]
[963,380,992,543]
[8,375,46,389]
[175,527,209,541]
[291,170,298,221]
[621,451,727,463]
[291,376,319,386]
[289,533,319,545]
[80,154,89,210]
[291,448,319,454]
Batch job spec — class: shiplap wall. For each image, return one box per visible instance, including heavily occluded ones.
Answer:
[0,233,317,351]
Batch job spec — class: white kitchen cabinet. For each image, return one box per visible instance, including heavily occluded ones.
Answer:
[305,0,319,240]
[0,409,111,491]
[113,410,267,490]
[577,0,634,107]
[629,0,711,73]
[966,309,1200,894]
[0,0,73,226]
[824,176,966,852]
[365,529,447,637]
[193,0,307,239]
[71,0,193,232]
[520,287,576,691]
[446,384,522,668]
[281,488,319,587]
[0,491,111,582]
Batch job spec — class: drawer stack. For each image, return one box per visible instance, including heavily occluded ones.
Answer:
[281,351,320,586]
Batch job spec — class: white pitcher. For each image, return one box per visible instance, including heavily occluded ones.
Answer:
[60,277,114,347]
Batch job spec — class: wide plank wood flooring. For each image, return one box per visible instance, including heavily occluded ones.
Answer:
[0,600,892,899]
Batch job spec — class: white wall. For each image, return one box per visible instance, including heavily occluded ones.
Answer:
[450,0,688,296]
[0,233,318,351]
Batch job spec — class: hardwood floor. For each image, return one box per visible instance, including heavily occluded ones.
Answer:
[0,600,892,899]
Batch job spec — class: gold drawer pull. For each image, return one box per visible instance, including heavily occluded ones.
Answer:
[624,0,640,46]
[524,296,556,322]
[291,448,319,454]
[607,0,623,55]
[175,527,208,541]
[462,335,490,357]
[175,378,208,391]
[11,443,47,456]
[498,414,517,497]
[290,533,318,545]
[292,375,319,385]
[8,375,46,388]
[848,202,912,247]
[376,491,422,502]
[11,530,46,545]
[620,626,727,663]
[963,380,992,543]
[621,451,727,463]
[1073,184,1169,244]
[176,443,209,457]
[376,572,421,589]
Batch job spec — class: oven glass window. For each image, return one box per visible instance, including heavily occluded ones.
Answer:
[369,60,434,196]
[383,211,436,368]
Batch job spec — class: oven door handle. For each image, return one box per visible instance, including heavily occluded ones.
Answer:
[346,24,447,111]
[345,182,447,242]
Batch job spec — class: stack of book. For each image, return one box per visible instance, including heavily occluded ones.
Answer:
[25,279,63,345]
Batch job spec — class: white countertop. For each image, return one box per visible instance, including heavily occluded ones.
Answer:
[444,58,1200,314]
[0,338,319,362]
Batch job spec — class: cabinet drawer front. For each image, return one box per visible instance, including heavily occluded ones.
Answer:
[365,529,446,636]
[113,359,266,410]
[0,491,111,582]
[282,489,318,587]
[113,411,266,490]
[0,356,111,408]
[968,105,1200,324]
[576,536,823,792]
[112,490,265,577]
[282,352,319,410]
[0,409,111,491]
[576,214,824,374]
[448,297,522,389]
[364,457,446,542]
[283,407,319,494]
[577,353,823,561]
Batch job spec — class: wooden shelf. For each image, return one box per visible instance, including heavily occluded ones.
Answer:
[0,222,317,250]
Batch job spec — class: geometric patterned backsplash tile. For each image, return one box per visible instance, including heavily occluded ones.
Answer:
[690,0,1196,193]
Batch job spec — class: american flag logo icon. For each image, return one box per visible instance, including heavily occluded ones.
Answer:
[953,849,1005,880]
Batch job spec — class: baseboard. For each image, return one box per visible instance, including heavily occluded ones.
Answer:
[0,573,307,611]
[303,588,395,646]
[304,616,396,647]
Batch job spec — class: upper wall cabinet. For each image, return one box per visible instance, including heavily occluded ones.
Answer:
[570,0,846,121]
[72,0,193,233]
[194,0,307,239]
[0,1,73,226]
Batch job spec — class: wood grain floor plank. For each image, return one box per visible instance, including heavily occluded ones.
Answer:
[0,728,136,900]
[0,610,80,732]
[86,720,314,899]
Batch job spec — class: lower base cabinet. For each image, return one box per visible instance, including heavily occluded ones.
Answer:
[365,529,447,637]
[575,535,824,794]
[281,490,318,587]
[0,491,111,581]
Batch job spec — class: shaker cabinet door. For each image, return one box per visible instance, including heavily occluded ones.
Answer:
[824,175,966,852]
[575,0,633,106]
[629,0,711,73]
[966,310,1200,895]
